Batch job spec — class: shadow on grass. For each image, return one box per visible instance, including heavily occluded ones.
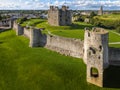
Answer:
[34,21,45,26]
[104,65,120,88]
[0,41,3,44]
[0,28,11,33]
[69,23,93,30]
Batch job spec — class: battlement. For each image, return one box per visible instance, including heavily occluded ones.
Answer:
[85,27,108,34]
[61,5,69,11]
[49,6,59,11]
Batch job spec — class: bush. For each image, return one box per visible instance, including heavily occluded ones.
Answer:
[89,11,97,18]
[90,17,120,29]
[17,17,27,24]
[78,15,88,22]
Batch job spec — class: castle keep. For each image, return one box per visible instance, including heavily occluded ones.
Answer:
[48,6,72,26]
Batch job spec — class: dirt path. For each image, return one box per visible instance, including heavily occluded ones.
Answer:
[109,42,120,44]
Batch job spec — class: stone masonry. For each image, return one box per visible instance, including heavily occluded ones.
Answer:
[48,6,72,26]
[84,27,109,87]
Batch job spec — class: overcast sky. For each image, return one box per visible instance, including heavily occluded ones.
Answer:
[0,0,120,10]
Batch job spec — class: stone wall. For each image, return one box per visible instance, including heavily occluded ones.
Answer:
[24,28,30,38]
[109,47,120,66]
[13,21,24,35]
[13,21,18,31]
[45,35,84,58]
[29,29,84,58]
[13,22,120,64]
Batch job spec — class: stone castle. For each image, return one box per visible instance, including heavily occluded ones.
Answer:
[12,21,120,87]
[48,6,72,26]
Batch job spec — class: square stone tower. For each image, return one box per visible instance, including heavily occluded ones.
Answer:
[84,27,109,87]
[98,6,103,15]
[48,6,72,26]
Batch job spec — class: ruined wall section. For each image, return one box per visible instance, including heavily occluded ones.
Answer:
[13,21,18,31]
[24,28,30,38]
[12,22,120,65]
[85,28,109,87]
[45,35,84,58]
[13,21,24,35]
[29,29,84,58]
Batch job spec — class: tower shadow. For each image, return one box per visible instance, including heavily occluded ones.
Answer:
[104,65,120,88]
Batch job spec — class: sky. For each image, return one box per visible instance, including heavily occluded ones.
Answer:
[0,0,120,10]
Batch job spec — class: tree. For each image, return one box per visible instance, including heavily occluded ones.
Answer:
[90,11,97,18]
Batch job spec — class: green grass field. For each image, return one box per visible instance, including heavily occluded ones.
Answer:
[109,31,120,42]
[94,13,120,21]
[0,30,120,90]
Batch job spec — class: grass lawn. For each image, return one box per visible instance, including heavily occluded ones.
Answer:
[109,31,120,43]
[94,13,120,21]
[0,30,120,90]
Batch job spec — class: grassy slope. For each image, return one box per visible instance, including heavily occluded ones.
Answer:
[95,14,120,21]
[0,30,120,90]
[109,31,120,42]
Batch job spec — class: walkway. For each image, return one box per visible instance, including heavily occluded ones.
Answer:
[109,42,120,45]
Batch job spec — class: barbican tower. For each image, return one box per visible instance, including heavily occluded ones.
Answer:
[84,27,109,87]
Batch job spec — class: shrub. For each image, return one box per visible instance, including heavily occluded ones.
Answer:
[17,17,27,24]
[78,15,88,22]
[90,17,120,29]
[89,11,97,18]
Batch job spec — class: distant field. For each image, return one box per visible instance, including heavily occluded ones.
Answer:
[0,30,120,90]
[94,13,120,21]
